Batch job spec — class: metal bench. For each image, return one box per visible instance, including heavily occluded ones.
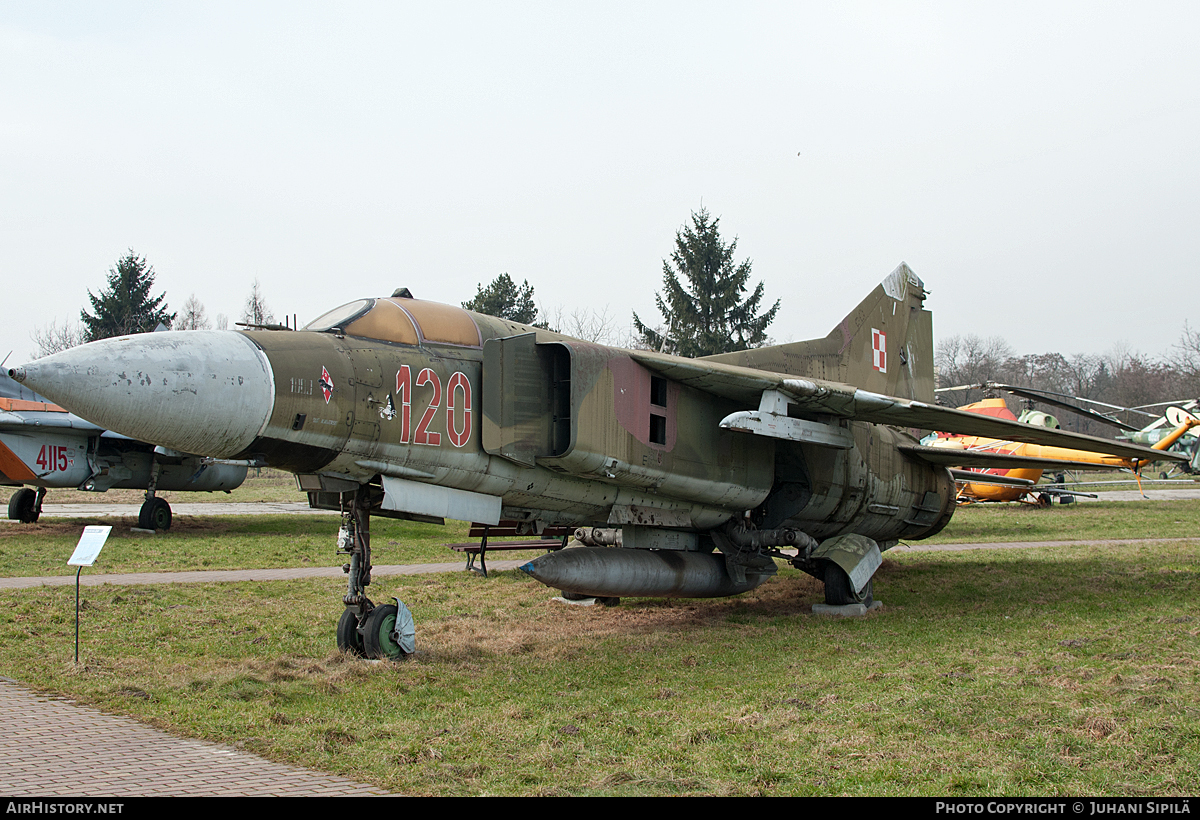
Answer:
[447,522,572,577]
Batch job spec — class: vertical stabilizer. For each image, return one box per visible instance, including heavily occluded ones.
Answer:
[703,263,935,402]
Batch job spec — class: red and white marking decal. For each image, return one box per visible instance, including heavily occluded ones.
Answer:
[392,367,473,447]
[395,365,413,442]
[413,368,443,446]
[446,371,472,448]
[871,329,886,373]
[320,366,334,404]
[35,444,74,473]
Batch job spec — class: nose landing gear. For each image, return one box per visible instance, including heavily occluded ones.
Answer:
[334,488,415,660]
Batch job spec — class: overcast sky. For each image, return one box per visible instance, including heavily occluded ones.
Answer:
[3,1,1198,370]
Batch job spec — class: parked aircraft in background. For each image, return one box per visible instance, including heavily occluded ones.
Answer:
[926,397,1199,505]
[1120,403,1200,475]
[936,382,1200,478]
[0,365,247,528]
[11,264,1186,658]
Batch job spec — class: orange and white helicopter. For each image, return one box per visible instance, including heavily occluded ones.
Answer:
[924,395,1200,505]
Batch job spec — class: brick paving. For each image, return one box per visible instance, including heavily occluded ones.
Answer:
[0,550,529,797]
[0,677,391,796]
[0,559,528,795]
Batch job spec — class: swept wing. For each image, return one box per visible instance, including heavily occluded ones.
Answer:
[628,351,1188,464]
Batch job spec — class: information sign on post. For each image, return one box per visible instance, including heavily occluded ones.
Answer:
[68,526,111,568]
[68,526,111,664]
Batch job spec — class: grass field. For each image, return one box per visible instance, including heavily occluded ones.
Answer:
[2,498,1196,576]
[1,499,1198,795]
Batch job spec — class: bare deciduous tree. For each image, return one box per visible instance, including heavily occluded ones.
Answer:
[30,319,88,359]
[934,334,1015,404]
[176,294,212,330]
[1170,321,1200,397]
[241,279,274,327]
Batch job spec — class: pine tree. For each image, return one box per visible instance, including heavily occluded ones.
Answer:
[633,208,779,357]
[80,251,175,341]
[462,273,544,326]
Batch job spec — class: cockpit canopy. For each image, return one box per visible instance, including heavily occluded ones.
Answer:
[303,297,482,348]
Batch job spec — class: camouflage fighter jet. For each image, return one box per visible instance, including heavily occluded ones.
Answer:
[9,264,1186,658]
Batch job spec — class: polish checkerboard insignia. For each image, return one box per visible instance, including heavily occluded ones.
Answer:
[872,329,886,373]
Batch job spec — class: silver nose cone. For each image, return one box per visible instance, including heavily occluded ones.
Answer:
[11,331,275,458]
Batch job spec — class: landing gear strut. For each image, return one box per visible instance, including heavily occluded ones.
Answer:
[334,489,415,660]
[137,456,172,530]
[336,489,373,656]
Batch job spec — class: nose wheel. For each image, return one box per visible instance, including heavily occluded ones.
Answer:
[337,601,415,660]
[7,487,44,523]
[137,456,172,530]
[362,601,415,660]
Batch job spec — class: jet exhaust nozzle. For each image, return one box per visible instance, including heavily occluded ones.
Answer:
[520,547,771,599]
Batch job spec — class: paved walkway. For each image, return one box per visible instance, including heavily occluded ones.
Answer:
[0,560,525,590]
[0,677,391,796]
[1069,485,1200,501]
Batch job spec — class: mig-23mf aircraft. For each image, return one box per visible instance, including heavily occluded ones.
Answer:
[0,362,247,528]
[10,264,1187,659]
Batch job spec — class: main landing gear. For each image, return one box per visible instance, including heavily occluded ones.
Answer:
[822,563,874,607]
[335,489,415,660]
[136,456,172,530]
[7,487,46,523]
[138,497,172,530]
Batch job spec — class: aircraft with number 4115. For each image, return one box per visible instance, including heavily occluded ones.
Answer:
[0,364,246,528]
[10,264,1186,659]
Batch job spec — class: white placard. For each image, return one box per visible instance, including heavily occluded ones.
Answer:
[68,526,112,567]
